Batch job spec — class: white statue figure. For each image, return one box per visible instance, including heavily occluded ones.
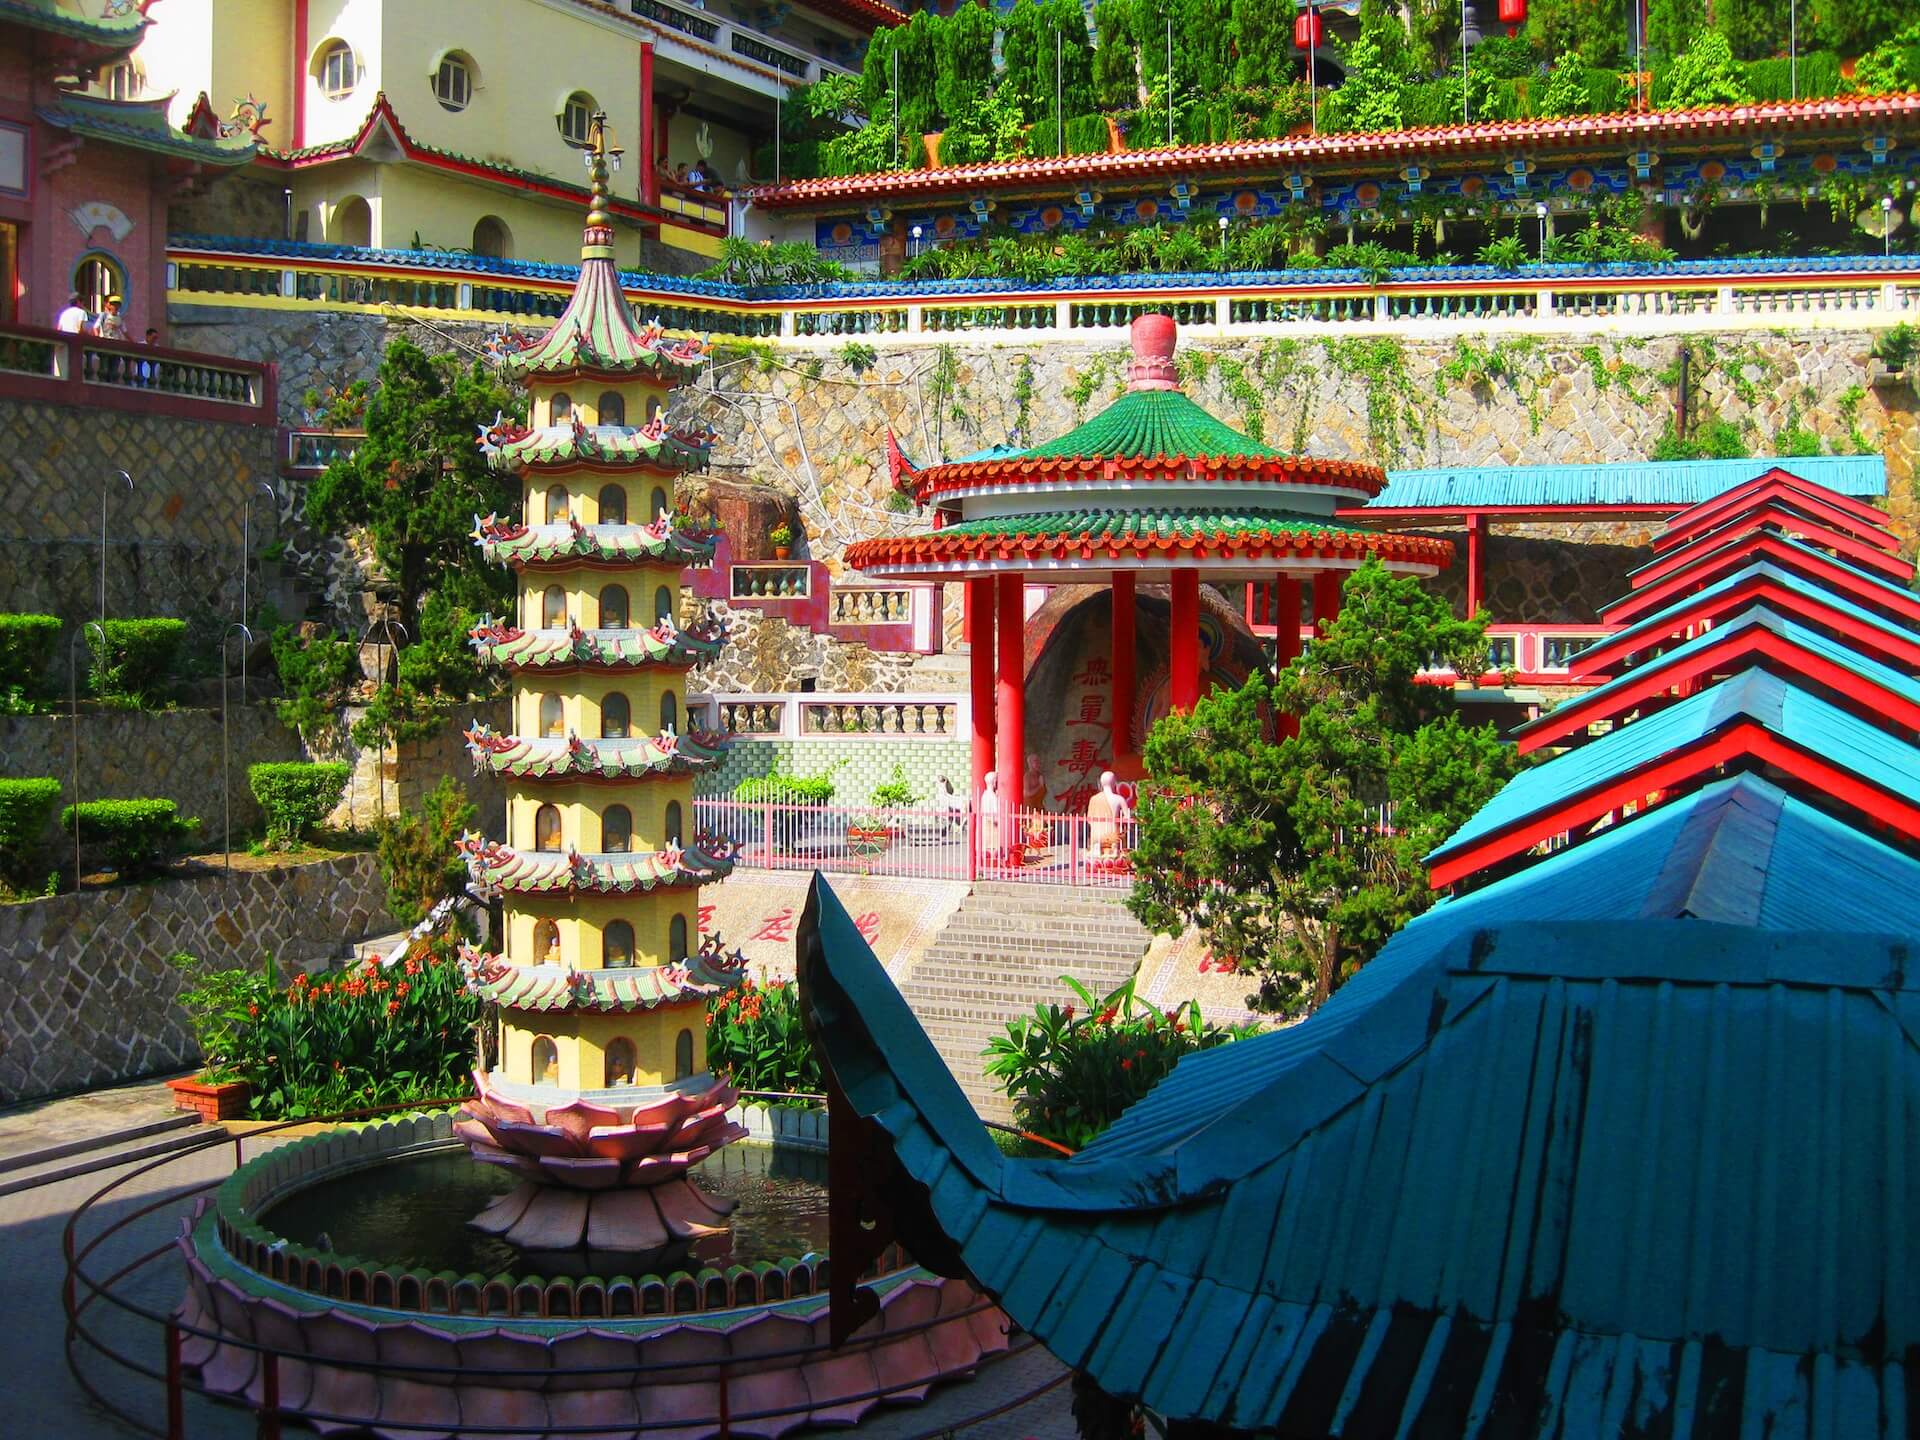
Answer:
[1087,770,1133,856]
[978,770,1002,855]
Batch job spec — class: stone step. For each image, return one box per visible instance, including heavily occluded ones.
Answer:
[0,1126,228,1199]
[0,1111,199,1177]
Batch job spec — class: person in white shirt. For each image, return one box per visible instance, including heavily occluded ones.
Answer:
[55,292,88,332]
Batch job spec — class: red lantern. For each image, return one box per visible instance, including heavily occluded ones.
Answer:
[1294,11,1323,50]
[1498,0,1526,36]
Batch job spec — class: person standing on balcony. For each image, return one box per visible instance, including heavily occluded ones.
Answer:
[55,291,87,332]
[97,294,126,340]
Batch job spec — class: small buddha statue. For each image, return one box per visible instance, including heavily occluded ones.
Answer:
[1087,771,1133,857]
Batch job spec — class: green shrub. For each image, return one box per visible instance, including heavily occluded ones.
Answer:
[374,775,476,925]
[707,976,821,1095]
[86,618,187,707]
[733,769,838,804]
[1872,322,1919,372]
[0,614,60,709]
[1741,51,1843,101]
[870,763,919,808]
[270,624,358,743]
[248,762,351,848]
[61,797,199,877]
[1064,113,1110,155]
[0,777,62,885]
[983,976,1253,1150]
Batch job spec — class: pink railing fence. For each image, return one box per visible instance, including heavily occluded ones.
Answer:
[692,798,1139,888]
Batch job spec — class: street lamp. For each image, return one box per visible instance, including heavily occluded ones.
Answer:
[911,224,923,259]
[1218,215,1230,272]
[1884,196,1894,259]
[1536,201,1550,262]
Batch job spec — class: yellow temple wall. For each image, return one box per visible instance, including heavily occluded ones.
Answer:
[527,380,676,431]
[517,561,685,631]
[505,779,693,856]
[512,669,690,743]
[504,889,695,971]
[500,1001,706,1089]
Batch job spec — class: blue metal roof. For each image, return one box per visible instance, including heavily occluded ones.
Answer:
[1367,455,1886,512]
[1531,606,1920,735]
[1432,670,1920,862]
[1573,559,1920,671]
[797,770,1920,1434]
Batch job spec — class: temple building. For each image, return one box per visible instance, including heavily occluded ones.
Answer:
[796,464,1920,1437]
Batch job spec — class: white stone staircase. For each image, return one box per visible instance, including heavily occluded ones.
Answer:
[895,881,1152,1123]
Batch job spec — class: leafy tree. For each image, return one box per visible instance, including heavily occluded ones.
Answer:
[1714,0,1791,60]
[374,775,477,925]
[304,339,522,642]
[1525,0,1629,67]
[1091,0,1144,109]
[1812,0,1911,59]
[1645,0,1707,65]
[1320,31,1408,133]
[1853,21,1920,94]
[1656,30,1751,108]
[1127,562,1517,1015]
[1001,0,1097,130]
[934,1,996,128]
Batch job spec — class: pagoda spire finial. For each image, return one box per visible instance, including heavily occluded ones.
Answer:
[581,110,623,259]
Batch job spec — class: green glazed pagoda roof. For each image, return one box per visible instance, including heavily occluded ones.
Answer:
[456,834,735,896]
[1020,387,1294,463]
[486,424,709,473]
[501,259,708,382]
[461,951,743,1014]
[36,94,257,166]
[468,619,724,670]
[0,0,145,46]
[463,724,725,781]
[474,515,717,567]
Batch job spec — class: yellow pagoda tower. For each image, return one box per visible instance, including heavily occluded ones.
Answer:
[452,113,747,1253]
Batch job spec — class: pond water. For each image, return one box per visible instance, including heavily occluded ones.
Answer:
[262,1143,831,1277]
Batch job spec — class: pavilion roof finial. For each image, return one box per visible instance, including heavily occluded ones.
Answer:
[581,110,623,259]
[1126,312,1179,392]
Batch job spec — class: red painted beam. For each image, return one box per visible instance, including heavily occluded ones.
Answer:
[1428,721,1920,890]
[969,576,995,805]
[1660,467,1890,537]
[1654,487,1898,557]
[1170,569,1200,713]
[1518,626,1920,753]
[1111,573,1137,763]
[1603,533,1920,628]
[1631,510,1912,587]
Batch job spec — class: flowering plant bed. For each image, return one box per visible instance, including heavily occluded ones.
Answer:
[165,1075,252,1122]
[707,976,822,1094]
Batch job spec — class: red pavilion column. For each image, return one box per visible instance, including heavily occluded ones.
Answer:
[1111,573,1136,766]
[1464,514,1487,619]
[1273,573,1302,738]
[1313,569,1344,635]
[995,573,1025,816]
[1170,569,1201,713]
[968,576,996,803]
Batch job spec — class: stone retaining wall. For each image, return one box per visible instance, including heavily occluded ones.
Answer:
[0,851,394,1104]
[0,704,303,854]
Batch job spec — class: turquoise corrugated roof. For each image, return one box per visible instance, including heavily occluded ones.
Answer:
[1431,670,1920,861]
[1529,605,1920,737]
[797,771,1920,1433]
[1572,558,1920,671]
[1367,455,1886,511]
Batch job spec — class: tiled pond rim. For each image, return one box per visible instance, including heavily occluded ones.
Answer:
[174,1104,1012,1436]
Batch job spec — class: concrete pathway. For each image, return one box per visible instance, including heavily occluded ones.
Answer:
[0,1077,184,1165]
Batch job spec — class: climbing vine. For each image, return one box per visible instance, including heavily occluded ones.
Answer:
[1437,336,1549,434]
[1065,350,1124,420]
[1010,354,1036,444]
[1836,384,1872,455]
[1325,337,1428,464]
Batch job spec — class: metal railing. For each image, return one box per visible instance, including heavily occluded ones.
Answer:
[284,428,365,472]
[694,798,1139,887]
[0,320,274,422]
[166,239,1920,347]
[697,692,967,741]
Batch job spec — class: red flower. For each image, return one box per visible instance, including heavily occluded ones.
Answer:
[332,1060,344,1072]
[1136,1048,1147,1059]
[1120,1058,1133,1070]
[394,981,410,998]
[404,958,421,976]
[246,1003,259,1018]
[387,1000,402,1016]
[1062,1004,1076,1021]
[1173,1021,1186,1034]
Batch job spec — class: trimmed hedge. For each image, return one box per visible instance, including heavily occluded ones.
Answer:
[87,618,187,707]
[61,797,199,877]
[0,777,62,884]
[248,762,350,848]
[0,614,61,703]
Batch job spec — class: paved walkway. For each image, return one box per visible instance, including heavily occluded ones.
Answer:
[9,1126,1076,1439]
[0,1077,183,1165]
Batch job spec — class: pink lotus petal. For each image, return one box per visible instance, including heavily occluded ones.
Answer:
[536,1155,625,1190]
[584,1189,671,1250]
[467,1143,541,1178]
[626,1092,696,1129]
[540,1098,622,1141]
[469,1182,539,1236]
[501,1188,589,1249]
[491,1120,587,1158]
[651,1178,730,1238]
[452,1117,496,1149]
[623,1154,693,1185]
[582,1121,673,1160]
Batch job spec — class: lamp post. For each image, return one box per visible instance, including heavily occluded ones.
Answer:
[100,468,132,622]
[1536,200,1550,262]
[1218,214,1229,272]
[1790,0,1797,100]
[911,223,923,259]
[1884,196,1894,259]
[1462,0,1470,125]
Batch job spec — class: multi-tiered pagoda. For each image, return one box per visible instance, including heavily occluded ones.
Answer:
[452,114,747,1253]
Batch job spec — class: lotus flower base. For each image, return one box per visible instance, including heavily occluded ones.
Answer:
[456,1070,748,1254]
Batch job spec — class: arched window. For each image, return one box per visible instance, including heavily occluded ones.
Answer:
[603,922,635,970]
[559,92,595,147]
[602,804,632,854]
[538,694,564,737]
[533,919,561,965]
[673,1028,695,1082]
[549,393,572,425]
[73,254,124,318]
[597,484,626,525]
[665,800,684,848]
[597,390,625,426]
[433,53,473,111]
[472,215,512,258]
[314,39,357,100]
[533,803,563,852]
[598,583,629,629]
[326,196,371,246]
[604,1037,636,1086]
[531,1035,559,1084]
[659,690,678,735]
[541,584,566,628]
[653,585,674,625]
[669,914,689,965]
[649,485,669,521]
[601,692,630,739]
[544,483,569,522]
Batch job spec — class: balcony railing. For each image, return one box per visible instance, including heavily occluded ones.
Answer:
[166,240,1920,350]
[623,0,852,87]
[0,321,274,424]
[695,691,967,742]
[285,428,365,473]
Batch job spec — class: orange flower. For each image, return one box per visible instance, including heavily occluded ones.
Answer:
[246,1003,259,1018]
[387,1000,402,1016]
[404,958,421,976]
[394,981,410,998]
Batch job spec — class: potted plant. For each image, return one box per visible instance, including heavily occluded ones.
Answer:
[769,520,794,560]
[166,1072,253,1123]
[849,764,917,853]
[1870,324,1918,395]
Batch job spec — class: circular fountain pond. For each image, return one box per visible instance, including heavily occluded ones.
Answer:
[173,1108,1009,1437]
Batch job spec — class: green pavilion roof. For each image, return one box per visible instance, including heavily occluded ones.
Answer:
[460,951,744,1014]
[938,506,1382,541]
[468,619,724,671]
[455,834,735,897]
[36,94,256,166]
[463,724,725,781]
[486,425,708,473]
[1020,387,1294,463]
[474,515,716,567]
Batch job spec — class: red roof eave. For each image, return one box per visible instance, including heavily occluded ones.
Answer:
[747,93,1920,210]
[845,526,1453,571]
[915,453,1387,505]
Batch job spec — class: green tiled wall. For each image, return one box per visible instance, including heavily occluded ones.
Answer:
[701,738,971,805]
